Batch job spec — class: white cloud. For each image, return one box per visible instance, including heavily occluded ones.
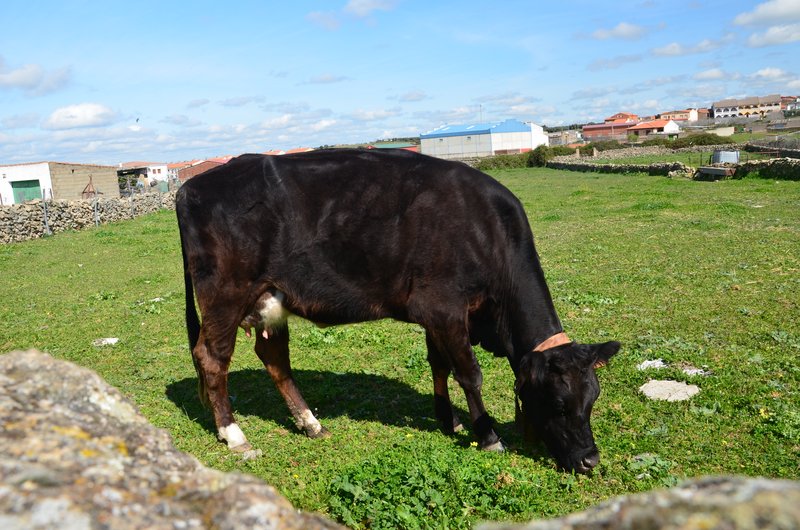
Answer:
[44,103,117,130]
[747,23,800,46]
[160,114,202,127]
[261,114,294,129]
[0,56,70,96]
[751,67,789,80]
[2,112,39,129]
[588,54,643,71]
[734,0,800,25]
[350,107,401,121]
[396,90,427,102]
[592,22,646,40]
[186,98,210,109]
[652,36,726,56]
[344,0,395,17]
[306,74,349,84]
[307,11,340,30]
[219,96,264,107]
[694,68,726,80]
[788,79,800,90]
[309,119,336,132]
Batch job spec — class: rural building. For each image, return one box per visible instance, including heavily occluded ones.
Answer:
[176,160,224,182]
[420,119,548,159]
[712,95,781,119]
[627,119,681,139]
[581,112,640,141]
[0,161,119,205]
[660,109,699,122]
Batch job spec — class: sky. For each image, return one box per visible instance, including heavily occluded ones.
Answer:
[1,0,798,165]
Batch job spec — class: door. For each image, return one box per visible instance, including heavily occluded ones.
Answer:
[11,180,42,203]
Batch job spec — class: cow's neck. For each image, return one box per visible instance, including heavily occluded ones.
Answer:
[506,256,565,365]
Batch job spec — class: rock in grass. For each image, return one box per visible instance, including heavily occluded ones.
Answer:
[639,379,700,401]
[0,349,343,530]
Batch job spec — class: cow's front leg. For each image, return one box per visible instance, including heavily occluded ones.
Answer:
[255,325,330,439]
[426,323,504,451]
[425,332,464,434]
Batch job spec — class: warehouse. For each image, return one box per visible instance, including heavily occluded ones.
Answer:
[420,119,548,159]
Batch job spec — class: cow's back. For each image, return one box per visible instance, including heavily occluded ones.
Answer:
[176,149,533,325]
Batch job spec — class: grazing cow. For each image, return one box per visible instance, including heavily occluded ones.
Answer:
[176,149,619,473]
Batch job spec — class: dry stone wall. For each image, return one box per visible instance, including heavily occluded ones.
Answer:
[0,349,343,529]
[0,191,177,244]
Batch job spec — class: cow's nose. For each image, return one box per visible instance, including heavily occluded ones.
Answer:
[581,450,600,470]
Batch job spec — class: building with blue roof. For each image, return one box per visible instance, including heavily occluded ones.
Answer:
[419,119,548,159]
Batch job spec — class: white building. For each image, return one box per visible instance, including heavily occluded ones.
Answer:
[420,119,549,159]
[712,95,782,119]
[0,161,119,205]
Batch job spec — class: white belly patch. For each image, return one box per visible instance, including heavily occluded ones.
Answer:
[256,290,291,328]
[240,290,292,339]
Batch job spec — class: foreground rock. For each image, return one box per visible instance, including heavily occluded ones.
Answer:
[481,476,800,530]
[0,349,342,530]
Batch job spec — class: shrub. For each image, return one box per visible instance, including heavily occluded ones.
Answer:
[671,133,734,149]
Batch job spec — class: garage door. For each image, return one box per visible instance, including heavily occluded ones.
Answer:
[11,180,42,203]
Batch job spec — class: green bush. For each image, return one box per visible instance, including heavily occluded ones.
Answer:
[671,133,734,149]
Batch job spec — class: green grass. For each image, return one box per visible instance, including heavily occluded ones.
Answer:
[1,169,799,528]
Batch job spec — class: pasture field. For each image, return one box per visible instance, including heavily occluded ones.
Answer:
[1,168,799,528]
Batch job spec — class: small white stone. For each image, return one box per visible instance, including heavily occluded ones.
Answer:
[637,359,667,370]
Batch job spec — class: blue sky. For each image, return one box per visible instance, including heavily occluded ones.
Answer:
[1,0,798,165]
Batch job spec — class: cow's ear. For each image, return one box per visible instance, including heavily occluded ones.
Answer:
[590,341,620,369]
[516,351,544,392]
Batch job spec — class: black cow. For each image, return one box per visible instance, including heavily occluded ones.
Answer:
[176,149,619,473]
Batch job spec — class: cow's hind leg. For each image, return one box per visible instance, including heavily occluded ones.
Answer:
[425,332,464,434]
[255,324,330,439]
[193,323,258,456]
[425,319,504,451]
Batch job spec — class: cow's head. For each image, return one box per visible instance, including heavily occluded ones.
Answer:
[515,341,619,473]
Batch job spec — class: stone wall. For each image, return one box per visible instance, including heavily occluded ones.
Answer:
[481,476,800,530]
[0,191,177,244]
[734,158,800,180]
[0,349,343,529]
[547,160,693,177]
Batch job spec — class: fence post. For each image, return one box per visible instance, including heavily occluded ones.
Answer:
[42,195,53,237]
[93,198,100,227]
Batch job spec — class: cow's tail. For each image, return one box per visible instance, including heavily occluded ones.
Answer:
[177,210,210,409]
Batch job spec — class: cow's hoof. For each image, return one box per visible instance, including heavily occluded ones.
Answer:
[306,426,331,439]
[482,440,505,452]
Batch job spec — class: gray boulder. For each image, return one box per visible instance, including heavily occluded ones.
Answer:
[0,349,343,530]
[480,475,800,530]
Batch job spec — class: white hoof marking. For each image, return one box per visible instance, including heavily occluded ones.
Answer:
[219,423,248,449]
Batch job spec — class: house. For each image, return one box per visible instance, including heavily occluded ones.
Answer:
[117,161,169,189]
[627,119,681,139]
[0,161,119,205]
[177,160,224,183]
[581,112,641,141]
[420,119,548,159]
[660,109,699,122]
[712,95,782,119]
[605,112,639,123]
